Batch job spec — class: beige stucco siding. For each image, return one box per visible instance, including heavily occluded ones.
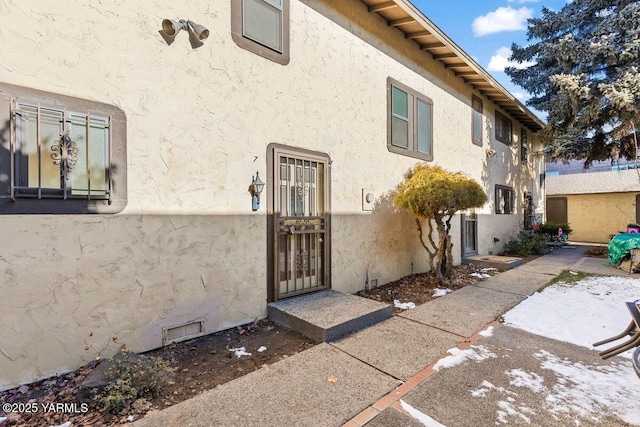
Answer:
[554,193,639,243]
[0,0,543,389]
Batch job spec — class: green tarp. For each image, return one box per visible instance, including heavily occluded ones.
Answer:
[608,233,640,264]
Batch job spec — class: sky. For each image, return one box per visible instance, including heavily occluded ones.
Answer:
[410,0,571,119]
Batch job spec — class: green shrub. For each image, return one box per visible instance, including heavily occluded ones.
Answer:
[93,351,174,414]
[504,231,548,256]
[538,221,572,238]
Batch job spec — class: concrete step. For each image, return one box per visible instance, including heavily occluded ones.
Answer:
[267,290,392,343]
[462,254,523,270]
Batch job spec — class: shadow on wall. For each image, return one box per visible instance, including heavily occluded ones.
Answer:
[481,116,521,214]
[0,208,426,391]
[0,103,126,215]
[326,187,429,295]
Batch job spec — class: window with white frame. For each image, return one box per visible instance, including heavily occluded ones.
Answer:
[231,0,290,65]
[495,185,514,214]
[495,111,512,145]
[472,95,483,146]
[388,78,433,161]
[0,83,127,214]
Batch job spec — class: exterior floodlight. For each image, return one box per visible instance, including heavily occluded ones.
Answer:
[161,19,209,43]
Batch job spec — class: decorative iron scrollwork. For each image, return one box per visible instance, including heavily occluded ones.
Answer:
[51,133,78,179]
[296,181,309,197]
[296,249,308,273]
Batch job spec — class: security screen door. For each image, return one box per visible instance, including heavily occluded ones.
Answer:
[271,147,329,301]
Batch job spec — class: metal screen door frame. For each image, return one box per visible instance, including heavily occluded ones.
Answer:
[267,144,331,302]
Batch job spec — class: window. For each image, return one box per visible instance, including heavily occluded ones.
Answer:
[231,0,290,65]
[462,210,478,256]
[495,185,514,214]
[547,197,567,224]
[472,96,483,146]
[495,111,512,145]
[387,78,433,161]
[521,128,528,162]
[0,83,127,214]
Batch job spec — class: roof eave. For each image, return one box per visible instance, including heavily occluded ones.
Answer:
[361,0,545,132]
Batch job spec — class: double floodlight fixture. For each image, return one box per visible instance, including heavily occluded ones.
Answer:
[161,18,209,43]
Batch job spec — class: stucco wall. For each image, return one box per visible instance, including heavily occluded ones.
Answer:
[0,0,542,389]
[556,193,639,243]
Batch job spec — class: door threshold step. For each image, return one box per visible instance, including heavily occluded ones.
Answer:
[268,290,392,342]
[462,254,523,270]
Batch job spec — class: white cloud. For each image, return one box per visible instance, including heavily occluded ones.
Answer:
[512,91,531,102]
[472,7,533,36]
[486,46,535,72]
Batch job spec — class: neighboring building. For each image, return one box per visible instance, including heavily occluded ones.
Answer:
[546,157,640,176]
[547,169,640,243]
[0,0,544,390]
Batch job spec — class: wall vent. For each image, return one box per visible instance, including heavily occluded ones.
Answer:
[162,318,205,345]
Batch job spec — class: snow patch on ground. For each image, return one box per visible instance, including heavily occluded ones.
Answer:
[229,347,252,358]
[433,345,497,371]
[502,276,640,352]
[496,399,534,424]
[432,288,451,297]
[399,400,447,427]
[471,351,640,425]
[506,369,545,393]
[535,349,640,425]
[479,326,494,337]
[394,299,416,310]
[257,346,267,353]
[495,276,640,425]
[471,272,491,279]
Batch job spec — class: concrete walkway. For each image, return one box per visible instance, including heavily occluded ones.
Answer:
[135,246,634,426]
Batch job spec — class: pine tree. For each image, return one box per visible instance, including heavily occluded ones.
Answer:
[506,0,640,166]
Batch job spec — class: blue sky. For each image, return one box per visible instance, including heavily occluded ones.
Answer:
[410,0,570,118]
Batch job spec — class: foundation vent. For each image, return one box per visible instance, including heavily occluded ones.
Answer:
[163,318,205,345]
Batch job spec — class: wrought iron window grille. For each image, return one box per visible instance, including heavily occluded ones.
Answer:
[11,102,112,202]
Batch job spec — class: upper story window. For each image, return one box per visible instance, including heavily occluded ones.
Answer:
[387,78,433,161]
[495,185,514,214]
[231,0,290,65]
[472,95,483,146]
[495,111,512,145]
[0,83,127,214]
[521,128,528,162]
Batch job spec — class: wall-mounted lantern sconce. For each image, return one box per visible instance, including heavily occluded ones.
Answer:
[161,19,209,48]
[250,171,265,212]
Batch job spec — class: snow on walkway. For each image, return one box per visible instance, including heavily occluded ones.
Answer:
[502,275,640,352]
[498,275,640,426]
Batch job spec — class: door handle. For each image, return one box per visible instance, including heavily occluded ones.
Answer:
[281,225,295,235]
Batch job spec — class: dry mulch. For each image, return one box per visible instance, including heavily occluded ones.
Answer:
[356,264,494,313]
[0,320,315,427]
